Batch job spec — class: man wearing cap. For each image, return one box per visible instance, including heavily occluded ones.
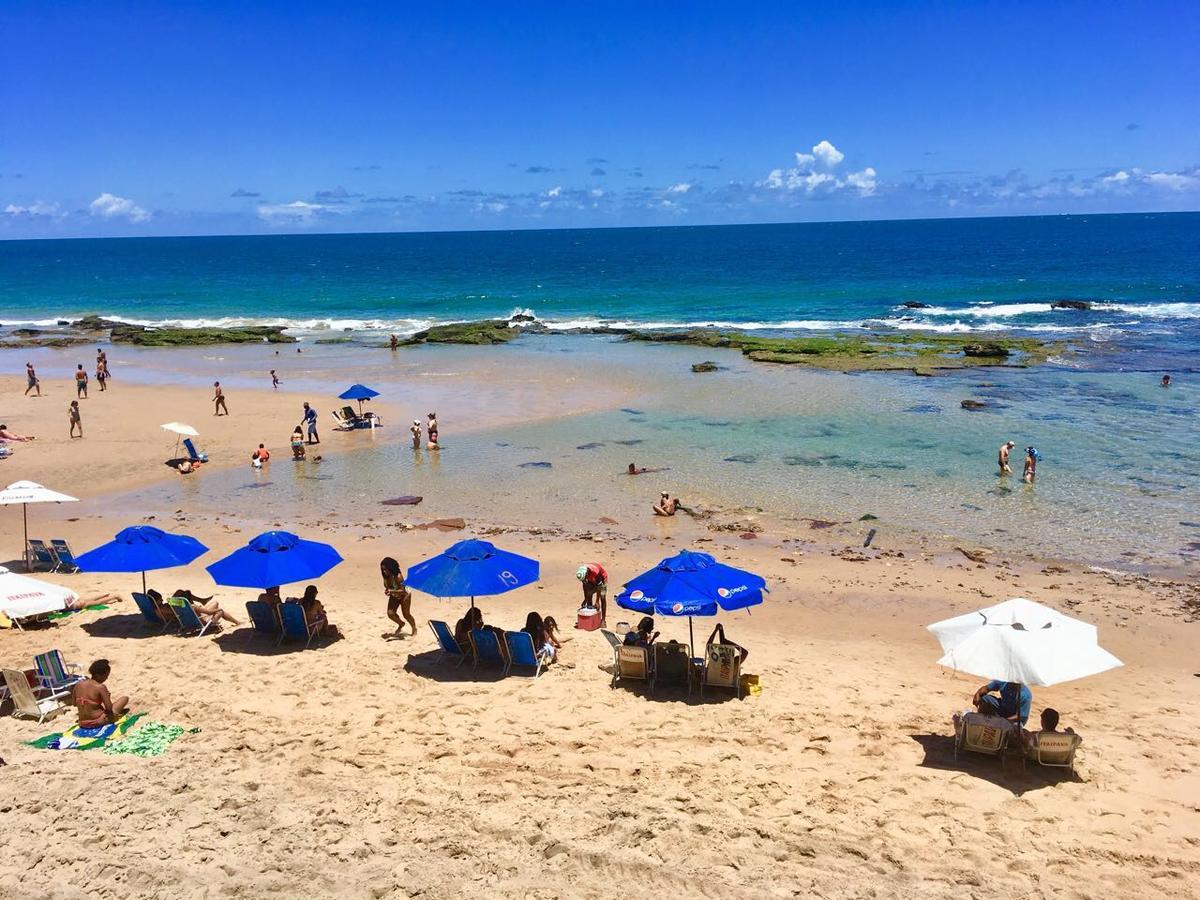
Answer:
[653,490,678,517]
[577,562,608,625]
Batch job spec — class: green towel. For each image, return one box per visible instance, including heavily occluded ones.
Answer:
[47,603,110,620]
[27,713,144,750]
[101,720,187,757]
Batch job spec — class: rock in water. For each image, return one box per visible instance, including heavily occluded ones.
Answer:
[519,461,553,469]
[1051,300,1091,310]
[962,343,1011,358]
[902,301,931,309]
[381,496,423,506]
[961,399,989,410]
[691,361,719,373]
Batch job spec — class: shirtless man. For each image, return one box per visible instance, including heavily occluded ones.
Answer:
[71,659,129,727]
[998,440,1015,475]
[653,491,678,516]
[213,381,228,416]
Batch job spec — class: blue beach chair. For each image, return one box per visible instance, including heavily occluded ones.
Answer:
[50,539,80,574]
[182,438,208,462]
[168,596,218,637]
[245,601,281,639]
[428,620,466,666]
[33,650,85,693]
[469,628,507,671]
[132,592,173,632]
[503,631,546,678]
[279,602,324,649]
[26,539,60,572]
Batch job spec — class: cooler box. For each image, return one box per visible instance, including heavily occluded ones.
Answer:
[576,607,601,631]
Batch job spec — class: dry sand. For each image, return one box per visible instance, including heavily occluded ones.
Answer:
[1,370,1198,899]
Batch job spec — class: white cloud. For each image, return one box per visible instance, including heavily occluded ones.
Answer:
[666,182,692,194]
[89,192,150,223]
[793,152,815,166]
[257,200,327,225]
[1145,170,1200,191]
[844,166,878,197]
[4,200,62,218]
[811,140,844,167]
[1102,170,1131,185]
[546,186,562,198]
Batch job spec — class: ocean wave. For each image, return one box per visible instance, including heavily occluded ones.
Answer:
[898,300,1200,320]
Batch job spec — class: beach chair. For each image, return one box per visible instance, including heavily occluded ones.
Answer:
[1027,732,1082,774]
[700,643,742,699]
[504,630,547,678]
[182,438,208,462]
[33,650,84,693]
[279,602,325,649]
[2,667,69,724]
[469,628,507,671]
[600,629,623,651]
[167,596,218,638]
[244,601,281,639]
[50,539,80,574]
[611,645,651,691]
[653,641,692,696]
[954,713,1012,766]
[26,538,60,572]
[429,620,466,666]
[132,592,173,632]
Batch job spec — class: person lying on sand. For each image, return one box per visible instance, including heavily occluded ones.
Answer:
[972,680,1031,728]
[653,491,678,516]
[1021,707,1079,754]
[65,591,123,610]
[71,659,129,727]
[624,616,659,648]
[171,588,242,626]
[0,424,35,442]
[706,623,749,663]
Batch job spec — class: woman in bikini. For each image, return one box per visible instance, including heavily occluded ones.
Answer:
[381,556,417,637]
[71,659,129,727]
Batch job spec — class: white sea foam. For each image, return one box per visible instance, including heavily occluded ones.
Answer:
[901,300,1200,320]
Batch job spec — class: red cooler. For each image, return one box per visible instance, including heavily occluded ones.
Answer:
[576,607,601,631]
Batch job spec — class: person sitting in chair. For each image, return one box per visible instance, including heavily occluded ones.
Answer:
[171,588,242,627]
[1021,707,1079,753]
[454,607,484,653]
[624,616,659,648]
[706,623,749,663]
[971,680,1032,729]
[71,659,129,727]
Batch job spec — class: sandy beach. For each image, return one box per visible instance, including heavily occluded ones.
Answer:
[1,349,1197,900]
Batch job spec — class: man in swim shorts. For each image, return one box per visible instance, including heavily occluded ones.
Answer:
[577,563,609,625]
[71,659,130,727]
[998,440,1015,475]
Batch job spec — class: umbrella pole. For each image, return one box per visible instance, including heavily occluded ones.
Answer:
[23,503,29,571]
[689,616,695,656]
[142,571,147,595]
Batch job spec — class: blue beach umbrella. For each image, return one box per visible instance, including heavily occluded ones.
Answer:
[75,525,209,594]
[406,539,539,608]
[337,383,381,415]
[206,530,343,589]
[615,550,767,650]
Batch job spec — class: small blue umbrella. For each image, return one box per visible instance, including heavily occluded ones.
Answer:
[75,525,209,593]
[407,539,539,608]
[206,530,343,589]
[615,549,767,649]
[337,383,381,415]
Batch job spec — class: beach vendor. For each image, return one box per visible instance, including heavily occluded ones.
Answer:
[576,562,608,625]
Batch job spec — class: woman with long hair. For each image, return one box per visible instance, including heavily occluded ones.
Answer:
[380,556,416,637]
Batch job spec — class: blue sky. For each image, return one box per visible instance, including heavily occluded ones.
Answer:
[2,0,1198,237]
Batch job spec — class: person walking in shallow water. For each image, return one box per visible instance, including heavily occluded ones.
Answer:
[998,440,1015,475]
[213,381,228,415]
[410,419,422,449]
[1023,446,1039,484]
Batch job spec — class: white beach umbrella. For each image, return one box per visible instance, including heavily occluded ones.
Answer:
[0,480,79,572]
[0,565,77,627]
[161,422,199,458]
[927,597,1122,687]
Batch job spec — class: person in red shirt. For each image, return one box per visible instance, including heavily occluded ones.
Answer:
[576,562,608,625]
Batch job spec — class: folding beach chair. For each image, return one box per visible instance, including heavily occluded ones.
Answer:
[611,645,651,690]
[700,643,742,699]
[954,712,1013,767]
[26,539,60,572]
[167,596,218,638]
[469,628,507,671]
[504,630,547,678]
[653,641,692,696]
[279,602,325,649]
[182,438,208,462]
[1027,732,1082,775]
[3,667,69,724]
[244,601,281,639]
[428,620,466,666]
[132,592,172,631]
[33,650,84,693]
[50,539,80,574]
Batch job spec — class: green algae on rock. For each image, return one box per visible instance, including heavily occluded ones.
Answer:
[109,324,296,345]
[401,320,520,345]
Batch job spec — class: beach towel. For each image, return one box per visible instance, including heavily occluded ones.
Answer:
[102,721,190,757]
[27,713,145,751]
[47,603,110,620]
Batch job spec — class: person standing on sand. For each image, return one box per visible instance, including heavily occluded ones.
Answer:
[213,381,228,415]
[1023,446,1039,484]
[75,364,88,398]
[380,557,416,637]
[271,369,280,389]
[998,440,1015,475]
[411,419,422,449]
[95,358,107,392]
[68,400,82,438]
[303,402,320,444]
[24,362,40,397]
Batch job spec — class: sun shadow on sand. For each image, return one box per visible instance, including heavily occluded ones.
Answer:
[212,628,346,655]
[403,650,511,683]
[81,614,171,640]
[909,733,1083,796]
